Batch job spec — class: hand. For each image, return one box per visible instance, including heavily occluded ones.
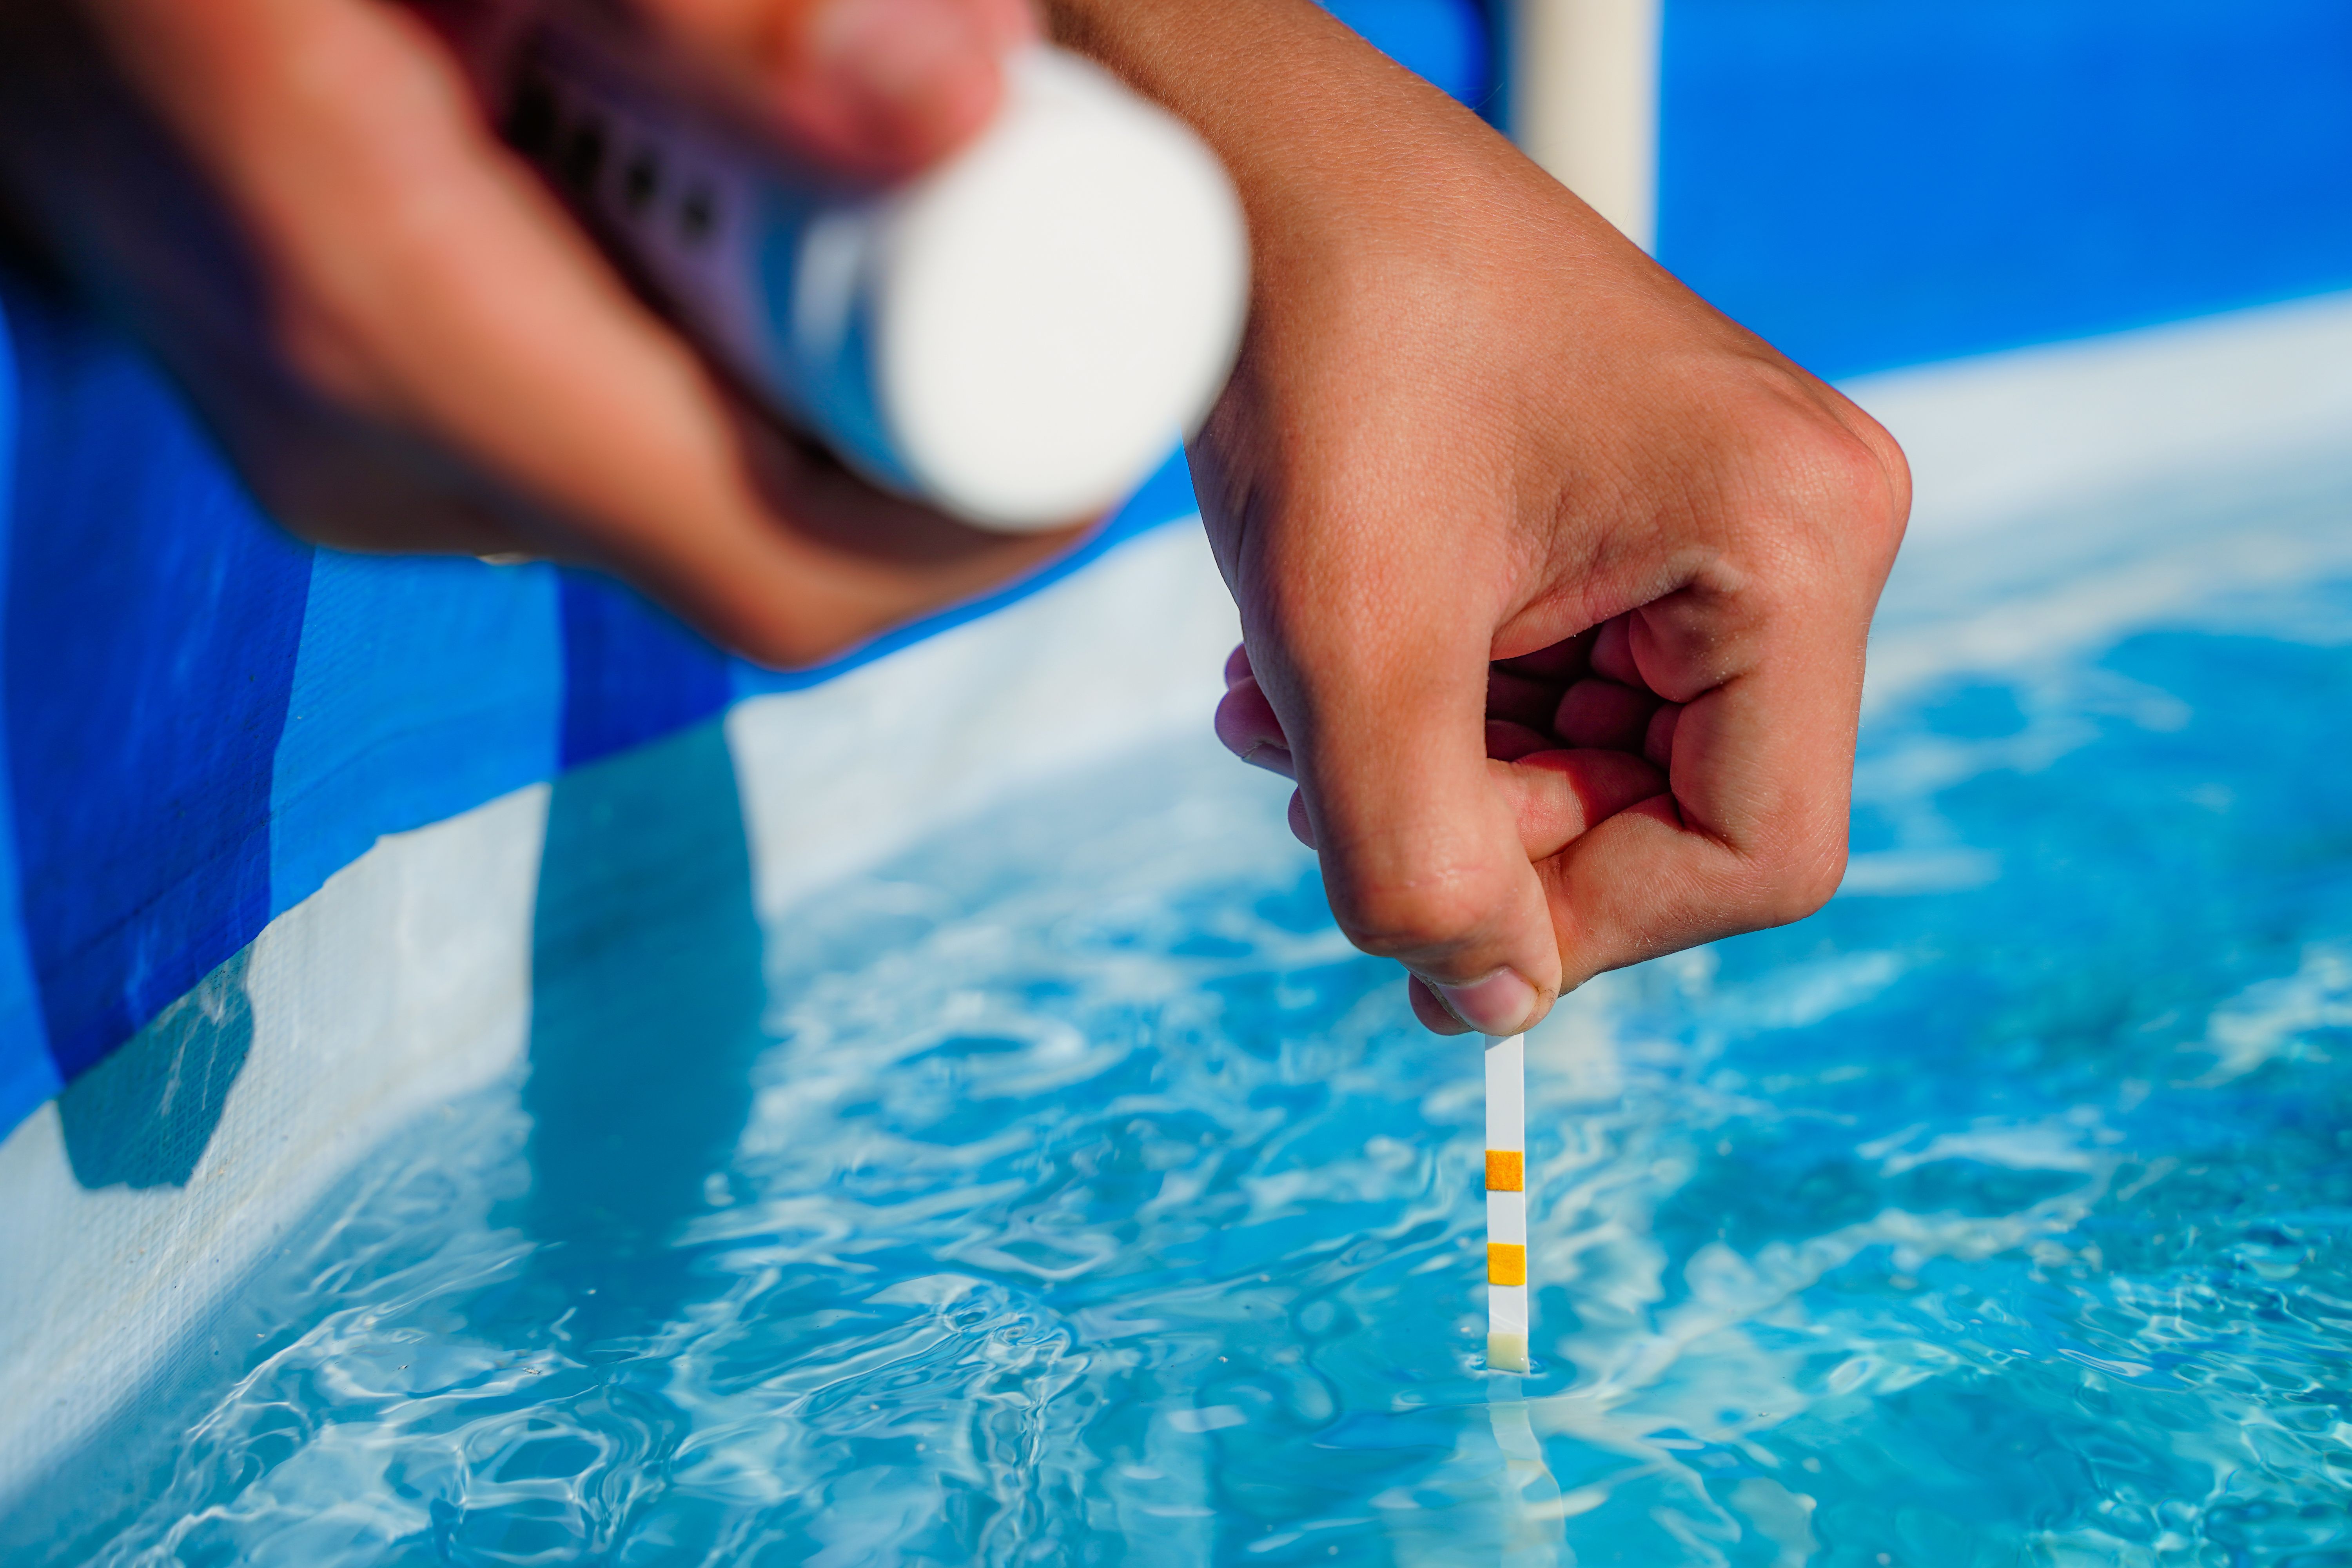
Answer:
[0,0,1060,666]
[1056,0,1909,1034]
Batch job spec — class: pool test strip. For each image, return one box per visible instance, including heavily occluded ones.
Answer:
[1486,1032,1530,1372]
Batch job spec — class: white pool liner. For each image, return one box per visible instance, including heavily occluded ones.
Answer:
[0,521,1237,1512]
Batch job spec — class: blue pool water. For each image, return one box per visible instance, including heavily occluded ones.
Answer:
[43,526,2352,1564]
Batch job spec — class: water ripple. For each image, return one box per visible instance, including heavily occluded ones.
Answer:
[49,569,2352,1564]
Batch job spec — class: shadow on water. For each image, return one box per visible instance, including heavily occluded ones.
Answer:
[0,722,769,1560]
[58,948,252,1190]
[517,718,771,1344]
[4,951,263,1562]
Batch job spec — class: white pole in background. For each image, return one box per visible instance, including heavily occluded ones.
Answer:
[1509,0,1663,253]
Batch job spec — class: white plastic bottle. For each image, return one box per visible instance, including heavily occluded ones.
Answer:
[472,5,1250,532]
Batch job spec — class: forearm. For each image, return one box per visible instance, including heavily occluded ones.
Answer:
[1043,0,1388,142]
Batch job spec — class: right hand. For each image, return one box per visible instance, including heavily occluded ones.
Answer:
[1055,0,1910,1036]
[0,0,1062,667]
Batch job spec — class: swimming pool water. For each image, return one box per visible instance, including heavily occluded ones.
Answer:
[44,546,2352,1564]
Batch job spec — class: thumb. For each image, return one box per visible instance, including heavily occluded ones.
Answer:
[632,0,1035,178]
[1261,615,1561,1038]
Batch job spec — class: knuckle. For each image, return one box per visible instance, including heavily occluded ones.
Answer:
[1746,829,1849,928]
[1328,865,1494,960]
[1715,368,1911,576]
[1849,408,1913,535]
[1809,414,1911,570]
[1213,681,1279,750]
[1777,420,1895,536]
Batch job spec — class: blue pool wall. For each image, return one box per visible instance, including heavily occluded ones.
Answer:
[1660,0,2352,379]
[0,271,1200,1140]
[1337,0,2352,378]
[3,1,2350,1144]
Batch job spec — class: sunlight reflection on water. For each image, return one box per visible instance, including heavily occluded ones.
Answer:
[65,542,2352,1566]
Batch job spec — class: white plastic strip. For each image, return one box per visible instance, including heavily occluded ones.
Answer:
[1483,1033,1563,1550]
[1484,1033,1529,1372]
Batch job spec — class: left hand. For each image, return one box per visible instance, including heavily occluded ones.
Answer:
[0,0,1066,668]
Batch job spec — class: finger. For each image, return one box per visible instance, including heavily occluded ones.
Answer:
[1407,975,1472,1036]
[1224,642,1255,688]
[1643,702,1681,769]
[1215,677,1296,778]
[1495,628,1595,684]
[633,0,1036,178]
[1553,677,1658,751]
[1287,790,1315,848]
[1488,748,1666,860]
[1244,745,1298,780]
[76,0,1073,667]
[1248,554,1557,1039]
[1485,667,1558,730]
[1537,599,1875,989]
[1485,720,1554,762]
[1588,613,1640,685]
[1532,391,1905,984]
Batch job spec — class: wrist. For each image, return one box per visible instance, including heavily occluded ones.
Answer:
[1040,0,1516,222]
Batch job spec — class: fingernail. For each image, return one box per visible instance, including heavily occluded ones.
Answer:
[1429,969,1539,1036]
[815,0,996,154]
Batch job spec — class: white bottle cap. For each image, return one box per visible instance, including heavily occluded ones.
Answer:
[864,49,1249,532]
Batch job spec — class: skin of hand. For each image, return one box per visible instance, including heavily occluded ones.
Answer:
[0,0,1062,668]
[1048,0,1911,1036]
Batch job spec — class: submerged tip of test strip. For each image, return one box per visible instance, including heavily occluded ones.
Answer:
[1485,1033,1531,1374]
